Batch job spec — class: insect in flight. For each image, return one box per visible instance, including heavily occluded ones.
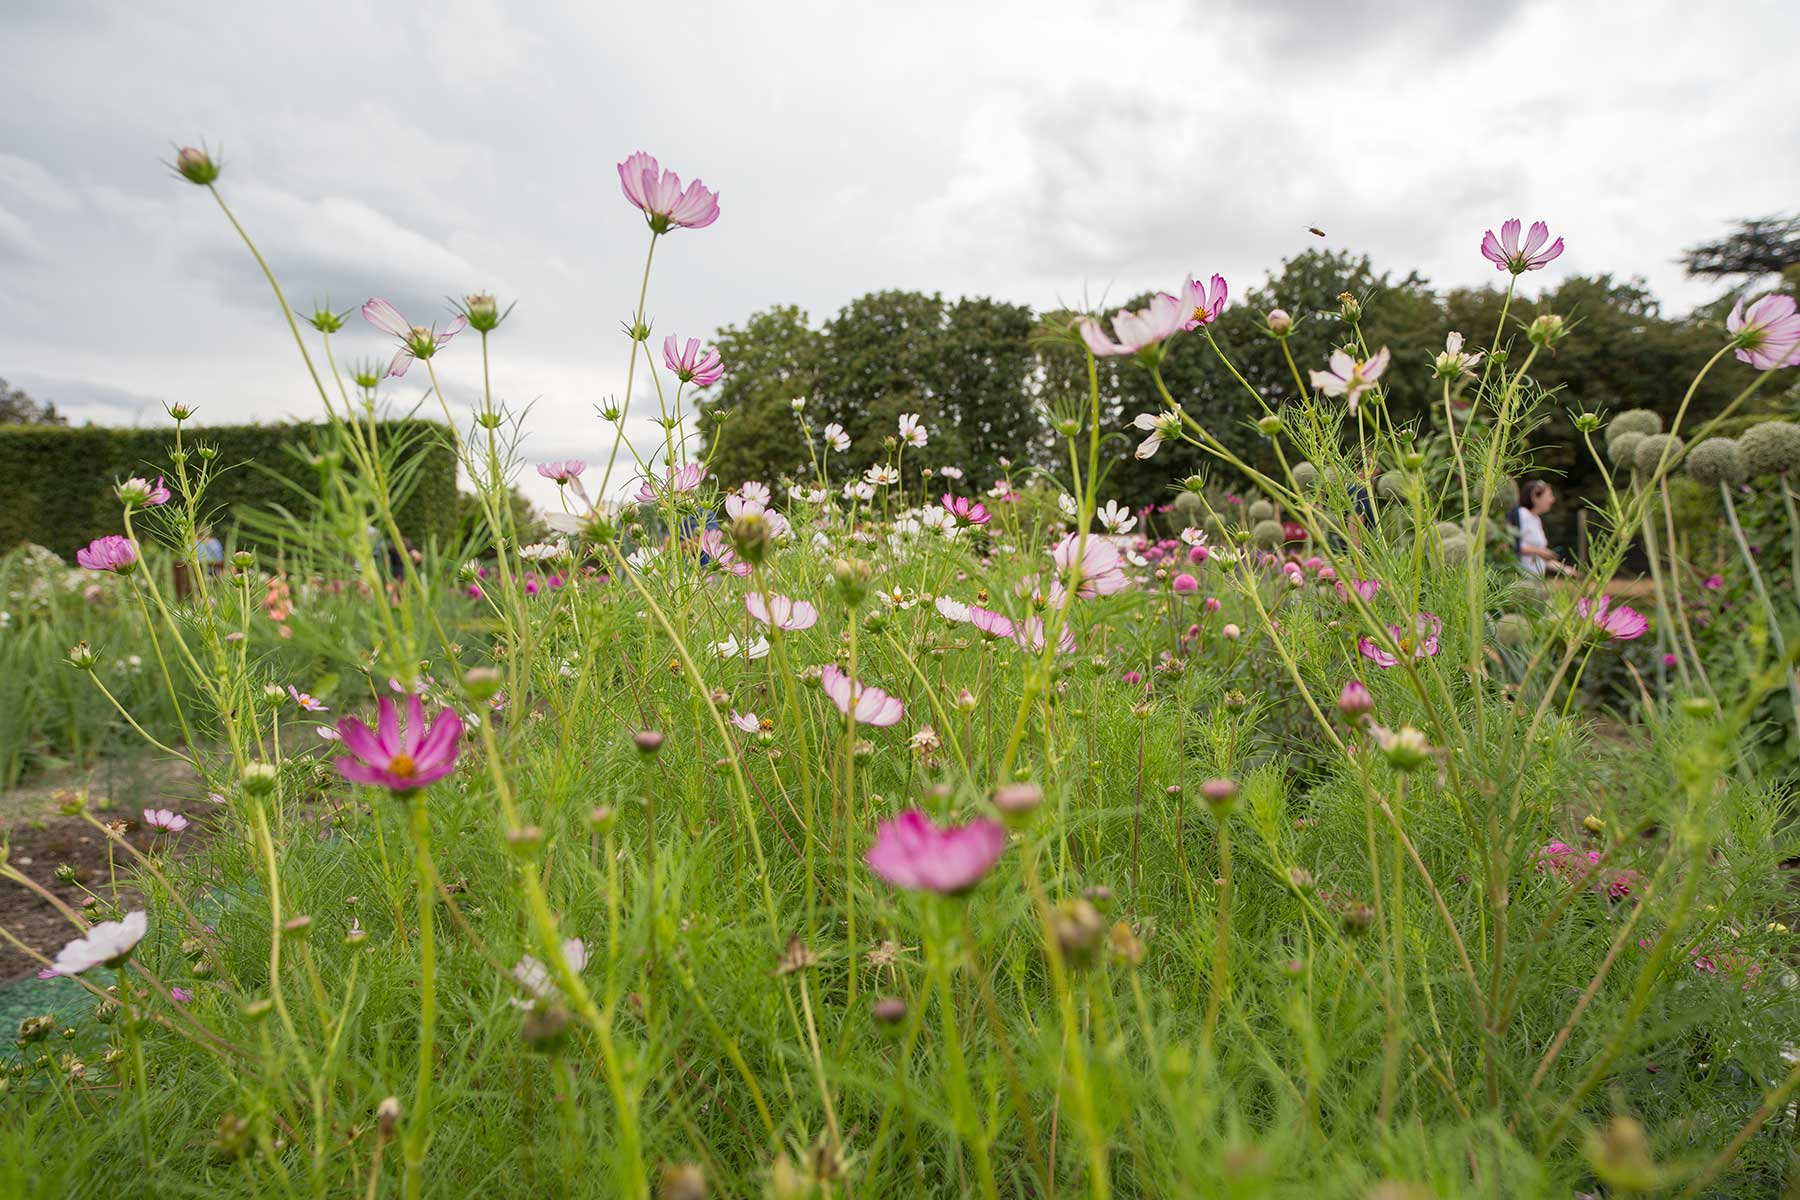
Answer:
[1308,227,1326,238]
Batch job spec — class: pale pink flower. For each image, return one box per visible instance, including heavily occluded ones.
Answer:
[1181,273,1228,329]
[968,606,1016,640]
[288,686,328,712]
[617,152,720,232]
[897,413,928,448]
[746,592,818,631]
[116,476,171,507]
[1726,293,1800,371]
[1012,616,1077,655]
[1050,533,1128,598]
[142,808,189,833]
[635,462,708,504]
[699,529,751,577]
[1479,219,1565,274]
[510,938,588,1008]
[663,336,724,386]
[739,480,772,506]
[728,711,762,734]
[1338,679,1374,720]
[820,664,904,727]
[865,810,1004,894]
[537,461,586,484]
[1310,347,1391,415]
[363,299,467,378]
[1079,292,1185,358]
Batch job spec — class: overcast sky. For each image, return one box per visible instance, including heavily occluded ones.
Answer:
[3,0,1796,508]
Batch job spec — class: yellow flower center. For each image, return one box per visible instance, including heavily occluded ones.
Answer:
[1192,305,1209,323]
[389,752,416,777]
[1398,638,1414,656]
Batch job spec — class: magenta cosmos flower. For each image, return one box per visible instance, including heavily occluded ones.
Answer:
[1310,347,1391,416]
[865,810,1005,894]
[663,335,724,386]
[77,535,137,574]
[1358,612,1442,669]
[942,493,991,527]
[746,592,818,631]
[1050,533,1128,598]
[335,695,461,791]
[617,152,720,233]
[1079,292,1185,359]
[1577,595,1648,641]
[820,664,905,727]
[363,299,467,378]
[1181,273,1229,329]
[1726,293,1800,371]
[1480,219,1565,275]
[116,476,171,507]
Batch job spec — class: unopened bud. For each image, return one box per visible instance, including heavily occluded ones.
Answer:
[1266,308,1292,335]
[173,146,221,186]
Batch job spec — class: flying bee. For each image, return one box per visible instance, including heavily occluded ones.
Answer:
[1308,227,1326,238]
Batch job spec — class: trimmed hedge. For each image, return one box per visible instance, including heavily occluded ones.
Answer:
[0,420,458,558]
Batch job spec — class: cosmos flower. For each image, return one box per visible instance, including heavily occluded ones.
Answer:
[1012,616,1077,655]
[1479,219,1565,274]
[1181,273,1229,329]
[1310,347,1391,415]
[1577,595,1649,641]
[822,423,851,453]
[1726,293,1800,371]
[76,535,137,574]
[935,596,972,623]
[865,810,1005,894]
[510,938,588,1009]
[1357,612,1442,669]
[537,461,586,484]
[897,413,928,448]
[1131,410,1183,459]
[116,476,171,507]
[287,686,328,712]
[634,462,707,504]
[746,592,818,631]
[1050,533,1128,598]
[49,911,147,975]
[942,494,991,527]
[1095,499,1137,534]
[335,695,462,792]
[728,711,762,734]
[142,808,189,833]
[617,151,720,232]
[362,299,467,378]
[711,633,771,660]
[820,664,904,727]
[1079,292,1185,359]
[1432,331,1483,381]
[865,464,900,487]
[663,336,724,386]
[968,606,1017,640]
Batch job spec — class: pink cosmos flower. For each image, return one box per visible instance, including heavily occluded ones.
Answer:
[865,810,1005,894]
[287,686,328,712]
[724,493,790,541]
[728,710,762,734]
[1181,273,1228,329]
[335,695,462,792]
[1336,577,1380,604]
[617,152,720,233]
[1338,679,1374,720]
[746,592,818,631]
[1479,219,1565,274]
[77,535,137,573]
[1726,293,1800,371]
[1577,595,1648,641]
[116,476,171,507]
[1079,292,1185,359]
[537,460,586,484]
[1702,574,1723,591]
[635,462,708,504]
[820,664,905,727]
[1013,616,1077,655]
[663,336,724,386]
[1050,533,1128,598]
[1357,612,1442,669]
[1310,347,1391,415]
[942,494,991,527]
[170,986,194,1004]
[363,299,467,379]
[142,808,189,833]
[967,606,1016,640]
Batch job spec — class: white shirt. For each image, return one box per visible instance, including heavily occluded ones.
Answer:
[1516,508,1547,576]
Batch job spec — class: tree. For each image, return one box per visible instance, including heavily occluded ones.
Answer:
[1681,213,1800,282]
[0,378,66,426]
[694,305,823,487]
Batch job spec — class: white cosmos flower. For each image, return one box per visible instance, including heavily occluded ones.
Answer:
[935,596,971,623]
[865,464,899,487]
[1131,410,1183,460]
[938,465,963,480]
[1057,493,1078,517]
[897,413,928,448]
[843,481,876,501]
[510,938,588,1008]
[625,546,661,572]
[1095,499,1137,533]
[51,911,147,975]
[711,634,771,661]
[1180,526,1208,546]
[822,423,851,452]
[517,540,568,562]
[739,480,772,506]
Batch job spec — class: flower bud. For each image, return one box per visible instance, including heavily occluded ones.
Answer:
[67,641,98,670]
[241,762,278,796]
[1375,725,1432,772]
[1337,679,1373,721]
[377,1096,402,1137]
[991,781,1043,825]
[730,511,770,564]
[634,730,665,755]
[1256,415,1284,437]
[1266,309,1292,335]
[1527,313,1568,349]
[1337,292,1362,323]
[1200,777,1238,815]
[1572,411,1602,435]
[462,667,502,701]
[463,293,501,332]
[173,146,221,186]
[1052,899,1108,968]
[167,403,195,422]
[231,550,254,569]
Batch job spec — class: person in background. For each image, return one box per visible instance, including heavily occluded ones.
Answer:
[1511,479,1574,577]
[195,525,224,573]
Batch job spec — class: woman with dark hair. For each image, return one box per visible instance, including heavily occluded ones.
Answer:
[1511,479,1573,577]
